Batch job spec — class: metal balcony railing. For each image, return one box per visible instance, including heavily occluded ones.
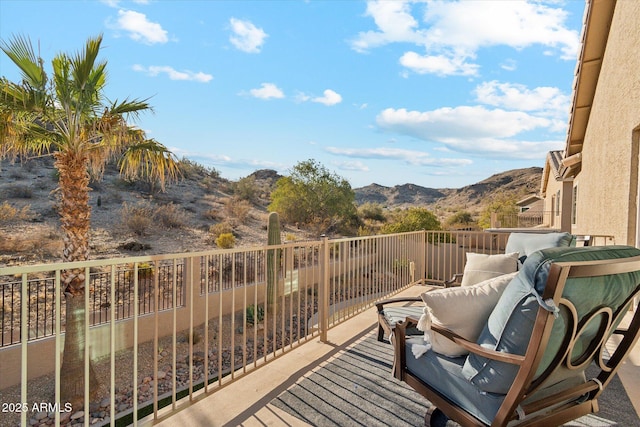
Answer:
[0,230,615,426]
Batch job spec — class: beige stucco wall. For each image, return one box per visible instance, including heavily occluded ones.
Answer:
[542,174,565,229]
[573,0,640,244]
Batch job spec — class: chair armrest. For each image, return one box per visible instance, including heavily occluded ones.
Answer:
[375,297,422,312]
[430,324,525,365]
[399,315,525,365]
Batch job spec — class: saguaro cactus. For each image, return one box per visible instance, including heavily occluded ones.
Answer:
[266,212,282,309]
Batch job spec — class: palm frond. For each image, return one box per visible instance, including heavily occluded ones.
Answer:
[119,139,181,190]
[0,34,47,89]
[70,34,103,92]
[109,97,153,119]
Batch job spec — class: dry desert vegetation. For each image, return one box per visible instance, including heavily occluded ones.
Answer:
[0,156,309,267]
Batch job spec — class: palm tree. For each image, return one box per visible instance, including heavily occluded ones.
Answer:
[0,34,180,407]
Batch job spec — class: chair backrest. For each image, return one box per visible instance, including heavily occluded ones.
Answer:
[504,231,573,263]
[463,245,640,425]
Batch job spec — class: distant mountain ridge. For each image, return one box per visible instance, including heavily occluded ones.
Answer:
[354,167,543,212]
[248,165,544,213]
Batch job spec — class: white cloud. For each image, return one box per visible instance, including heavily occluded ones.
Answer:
[325,146,472,168]
[399,51,478,76]
[375,106,563,159]
[100,0,120,7]
[332,160,370,172]
[229,18,268,53]
[421,1,579,59]
[294,91,312,103]
[249,83,284,100]
[312,89,342,106]
[132,65,213,82]
[351,0,426,53]
[112,10,168,44]
[171,147,285,171]
[351,0,580,76]
[500,59,517,71]
[377,106,549,140]
[474,81,571,116]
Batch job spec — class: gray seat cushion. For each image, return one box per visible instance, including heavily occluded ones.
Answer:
[405,336,504,425]
[382,305,423,337]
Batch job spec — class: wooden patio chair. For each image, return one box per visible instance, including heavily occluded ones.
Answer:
[393,245,640,426]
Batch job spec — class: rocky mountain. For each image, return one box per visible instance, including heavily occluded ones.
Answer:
[354,167,543,212]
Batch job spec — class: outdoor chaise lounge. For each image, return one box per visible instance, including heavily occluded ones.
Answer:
[376,232,573,345]
[393,245,640,426]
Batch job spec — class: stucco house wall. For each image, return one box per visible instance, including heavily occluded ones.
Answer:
[542,175,565,229]
[573,0,640,244]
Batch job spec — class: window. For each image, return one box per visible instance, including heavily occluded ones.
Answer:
[572,185,578,225]
[556,190,561,216]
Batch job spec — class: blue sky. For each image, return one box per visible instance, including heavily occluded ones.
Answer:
[0,0,585,189]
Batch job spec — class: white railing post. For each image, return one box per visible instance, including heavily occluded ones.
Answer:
[421,230,427,281]
[319,235,330,342]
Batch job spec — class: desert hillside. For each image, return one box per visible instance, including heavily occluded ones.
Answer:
[0,157,542,266]
[355,167,542,213]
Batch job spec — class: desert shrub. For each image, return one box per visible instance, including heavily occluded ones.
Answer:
[34,178,54,191]
[223,197,251,224]
[181,330,201,345]
[113,178,137,190]
[124,261,155,282]
[231,176,258,202]
[246,304,265,324]
[478,194,518,229]
[104,190,123,205]
[209,221,234,239]
[7,184,33,199]
[381,207,441,234]
[121,201,155,235]
[445,210,477,230]
[178,157,219,180]
[0,226,61,256]
[358,202,386,222]
[215,233,236,249]
[155,203,184,229]
[269,159,356,235]
[357,226,375,236]
[200,176,218,192]
[8,168,26,179]
[0,201,32,224]
[202,208,219,221]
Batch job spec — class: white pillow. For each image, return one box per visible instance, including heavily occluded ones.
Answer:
[416,272,517,357]
[460,252,519,286]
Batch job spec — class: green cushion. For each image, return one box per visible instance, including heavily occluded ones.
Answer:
[462,245,640,394]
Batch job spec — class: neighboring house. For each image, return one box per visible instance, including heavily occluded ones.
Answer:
[541,150,567,230]
[541,0,640,245]
[516,194,545,228]
[516,194,543,213]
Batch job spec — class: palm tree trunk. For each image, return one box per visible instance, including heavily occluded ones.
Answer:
[61,292,99,407]
[55,151,99,407]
